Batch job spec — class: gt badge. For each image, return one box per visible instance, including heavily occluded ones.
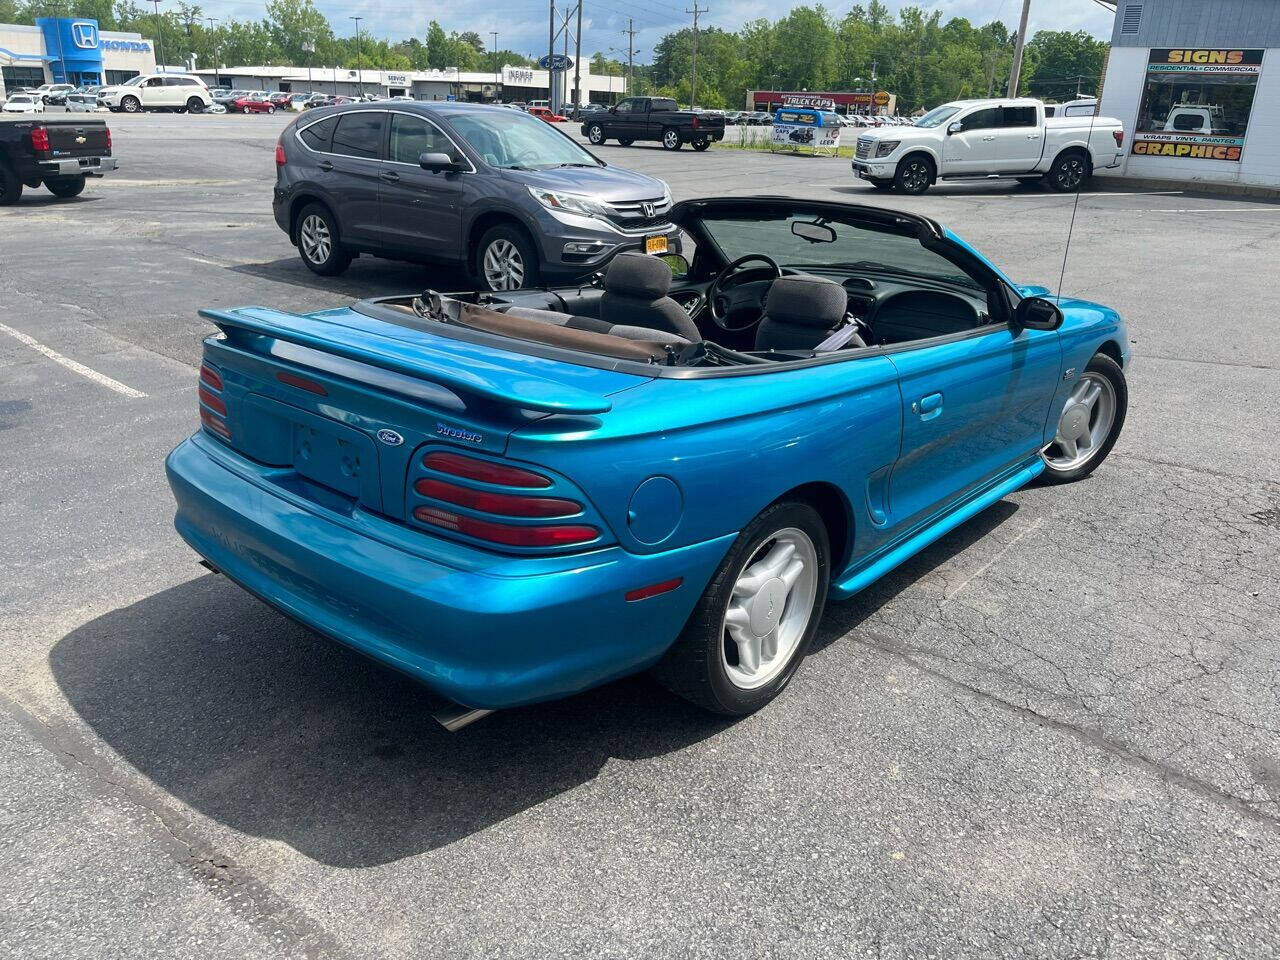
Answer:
[376,429,404,446]
[1063,368,1076,381]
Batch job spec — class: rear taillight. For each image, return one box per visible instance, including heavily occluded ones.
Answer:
[424,451,552,488]
[275,136,286,166]
[198,362,230,440]
[30,126,49,152]
[412,507,597,547]
[412,451,599,549]
[1113,129,1123,148]
[691,114,700,129]
[105,126,112,151]
[414,477,579,518]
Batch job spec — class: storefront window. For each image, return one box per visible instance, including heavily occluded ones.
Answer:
[105,70,140,85]
[3,66,47,89]
[1132,49,1263,162]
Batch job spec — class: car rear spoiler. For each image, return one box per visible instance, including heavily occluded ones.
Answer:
[200,306,614,415]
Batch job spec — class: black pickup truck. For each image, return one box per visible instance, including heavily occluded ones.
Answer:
[581,96,725,152]
[0,116,116,205]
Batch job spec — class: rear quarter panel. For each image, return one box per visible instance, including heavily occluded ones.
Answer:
[508,356,904,571]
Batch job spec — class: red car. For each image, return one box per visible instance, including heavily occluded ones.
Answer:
[528,105,568,123]
[232,94,277,114]
[267,92,292,108]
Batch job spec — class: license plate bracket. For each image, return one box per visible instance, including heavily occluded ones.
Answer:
[645,234,668,255]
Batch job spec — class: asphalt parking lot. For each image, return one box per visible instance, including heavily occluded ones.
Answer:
[2,111,1279,959]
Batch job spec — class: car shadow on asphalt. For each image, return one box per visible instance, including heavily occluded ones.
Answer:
[228,256,461,299]
[49,499,1020,868]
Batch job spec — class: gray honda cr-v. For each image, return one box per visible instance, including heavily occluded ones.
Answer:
[273,100,677,291]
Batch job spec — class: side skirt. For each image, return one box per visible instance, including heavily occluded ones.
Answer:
[830,457,1044,600]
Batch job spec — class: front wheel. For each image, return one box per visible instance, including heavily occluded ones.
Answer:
[475,223,540,292]
[586,123,605,145]
[0,162,22,205]
[266,105,276,114]
[121,96,141,113]
[894,155,933,194]
[652,500,830,715]
[1039,352,1127,484]
[691,136,711,151]
[1047,151,1090,192]
[661,128,681,151]
[45,175,86,198]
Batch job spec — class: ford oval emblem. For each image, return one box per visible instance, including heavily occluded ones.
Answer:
[376,429,404,446]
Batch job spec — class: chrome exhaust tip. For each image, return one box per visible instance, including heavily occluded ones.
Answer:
[431,701,494,732]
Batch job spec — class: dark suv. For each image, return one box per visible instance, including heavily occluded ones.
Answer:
[273,101,676,290]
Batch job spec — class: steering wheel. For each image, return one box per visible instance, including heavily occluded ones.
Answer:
[707,254,782,331]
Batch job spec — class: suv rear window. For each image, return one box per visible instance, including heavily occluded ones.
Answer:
[299,115,337,152]
[331,112,384,159]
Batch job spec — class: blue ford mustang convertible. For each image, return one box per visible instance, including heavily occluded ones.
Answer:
[167,197,1129,725]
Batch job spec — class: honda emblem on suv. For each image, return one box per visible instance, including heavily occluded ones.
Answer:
[641,201,656,218]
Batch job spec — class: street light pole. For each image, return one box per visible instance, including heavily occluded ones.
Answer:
[303,39,314,94]
[350,16,364,98]
[205,17,219,89]
[490,30,499,93]
[1006,0,1032,98]
[149,0,165,73]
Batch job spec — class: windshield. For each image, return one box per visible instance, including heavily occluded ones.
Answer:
[122,76,145,87]
[699,211,981,289]
[447,109,601,169]
[915,104,962,128]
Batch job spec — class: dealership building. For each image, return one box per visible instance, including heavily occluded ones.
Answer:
[0,18,155,98]
[1097,0,1280,187]
[747,89,897,116]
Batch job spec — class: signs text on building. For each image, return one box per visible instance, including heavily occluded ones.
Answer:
[783,95,835,110]
[1147,49,1263,74]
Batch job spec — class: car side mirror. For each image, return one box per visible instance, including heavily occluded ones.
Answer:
[658,253,690,279]
[947,120,962,135]
[419,152,460,173]
[1013,295,1063,332]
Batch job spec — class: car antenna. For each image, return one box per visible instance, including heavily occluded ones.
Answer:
[1056,108,1099,300]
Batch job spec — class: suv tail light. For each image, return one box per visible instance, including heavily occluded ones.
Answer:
[30,126,49,152]
[198,363,230,440]
[275,135,286,166]
[411,451,598,549]
[1113,129,1124,148]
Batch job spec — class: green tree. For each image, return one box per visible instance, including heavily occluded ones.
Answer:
[1026,29,1107,99]
[264,0,332,66]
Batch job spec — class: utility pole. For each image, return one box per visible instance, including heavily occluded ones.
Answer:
[547,0,555,112]
[149,0,165,73]
[560,7,572,111]
[350,16,363,98]
[491,31,499,90]
[685,4,707,110]
[1006,0,1032,98]
[303,38,314,94]
[573,0,582,114]
[624,18,636,96]
[205,17,219,88]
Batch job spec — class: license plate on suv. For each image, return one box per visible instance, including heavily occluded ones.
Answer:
[645,234,668,255]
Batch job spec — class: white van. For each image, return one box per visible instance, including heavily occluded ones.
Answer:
[97,73,213,114]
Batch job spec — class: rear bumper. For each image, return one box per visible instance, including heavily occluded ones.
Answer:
[39,157,117,177]
[166,434,732,710]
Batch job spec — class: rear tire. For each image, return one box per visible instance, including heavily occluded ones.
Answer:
[894,154,933,195]
[187,97,204,113]
[267,105,276,114]
[0,162,22,205]
[662,127,681,150]
[652,500,830,715]
[45,175,86,198]
[1047,150,1090,192]
[692,136,711,151]
[295,202,352,276]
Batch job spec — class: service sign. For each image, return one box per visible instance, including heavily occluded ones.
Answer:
[502,66,535,86]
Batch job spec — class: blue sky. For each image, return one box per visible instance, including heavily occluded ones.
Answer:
[203,0,1114,64]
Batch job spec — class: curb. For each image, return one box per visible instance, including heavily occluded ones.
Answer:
[1095,175,1280,202]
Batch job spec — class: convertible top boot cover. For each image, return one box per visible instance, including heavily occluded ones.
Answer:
[755,275,849,351]
[600,253,702,342]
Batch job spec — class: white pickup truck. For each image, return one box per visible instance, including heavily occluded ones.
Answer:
[851,98,1125,195]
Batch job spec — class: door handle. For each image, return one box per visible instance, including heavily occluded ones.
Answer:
[380,170,400,182]
[1026,134,1041,139]
[912,392,944,420]
[316,160,333,172]
[982,135,996,141]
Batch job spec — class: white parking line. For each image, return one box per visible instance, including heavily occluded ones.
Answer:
[0,322,148,399]
[1147,207,1280,213]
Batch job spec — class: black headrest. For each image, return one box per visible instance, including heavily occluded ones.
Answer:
[763,275,847,327]
[604,253,672,299]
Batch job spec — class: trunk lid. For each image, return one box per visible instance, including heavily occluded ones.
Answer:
[197,304,648,523]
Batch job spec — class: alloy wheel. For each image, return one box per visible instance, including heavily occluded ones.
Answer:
[720,528,819,690]
[482,239,525,290]
[902,160,929,192]
[663,130,679,149]
[1043,372,1116,471]
[1056,157,1085,190]
[588,125,603,143]
[299,214,332,265]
